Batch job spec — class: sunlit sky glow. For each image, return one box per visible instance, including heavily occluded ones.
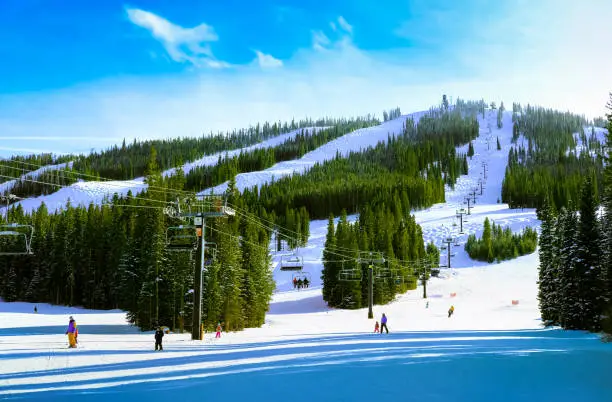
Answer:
[0,0,610,156]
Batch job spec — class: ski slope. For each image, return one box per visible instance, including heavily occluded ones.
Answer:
[0,127,323,214]
[2,109,612,401]
[201,112,428,194]
[0,161,74,195]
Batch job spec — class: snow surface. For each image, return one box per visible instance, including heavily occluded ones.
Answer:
[2,109,612,400]
[0,161,74,195]
[1,127,323,214]
[201,112,428,194]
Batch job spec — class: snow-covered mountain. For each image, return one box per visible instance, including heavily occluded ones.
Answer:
[2,108,611,400]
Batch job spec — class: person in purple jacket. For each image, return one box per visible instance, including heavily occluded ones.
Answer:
[65,316,77,348]
[380,313,389,334]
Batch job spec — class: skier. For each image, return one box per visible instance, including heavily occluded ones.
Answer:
[426,301,429,309]
[448,305,455,318]
[215,322,222,338]
[65,316,77,348]
[297,278,303,290]
[380,313,389,334]
[293,277,298,289]
[303,278,309,288]
[34,305,37,313]
[374,321,379,333]
[154,327,164,351]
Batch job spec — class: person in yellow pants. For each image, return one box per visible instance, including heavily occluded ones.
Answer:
[65,316,77,348]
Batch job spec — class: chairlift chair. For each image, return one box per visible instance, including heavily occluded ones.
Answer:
[0,223,34,255]
[203,242,217,266]
[166,225,197,251]
[280,254,304,271]
[338,268,362,282]
[292,271,311,282]
[374,265,392,280]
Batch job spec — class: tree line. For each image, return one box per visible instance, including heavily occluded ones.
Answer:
[183,118,379,192]
[321,207,438,309]
[244,108,478,222]
[502,104,604,211]
[464,217,537,263]
[0,152,278,333]
[316,106,479,309]
[0,154,72,185]
[537,93,612,335]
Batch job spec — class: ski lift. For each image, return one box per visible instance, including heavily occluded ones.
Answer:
[280,254,304,271]
[166,225,197,251]
[292,271,311,282]
[374,265,392,280]
[338,268,362,282]
[0,223,34,255]
[203,242,217,266]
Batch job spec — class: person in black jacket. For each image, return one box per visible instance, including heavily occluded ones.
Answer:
[155,327,164,351]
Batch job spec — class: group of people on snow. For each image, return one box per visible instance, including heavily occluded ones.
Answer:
[374,313,389,334]
[63,303,456,349]
[372,305,455,334]
[292,277,309,290]
[64,315,224,350]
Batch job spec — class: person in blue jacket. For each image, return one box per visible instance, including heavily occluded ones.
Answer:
[380,313,389,334]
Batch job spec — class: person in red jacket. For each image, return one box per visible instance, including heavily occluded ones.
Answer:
[215,322,222,338]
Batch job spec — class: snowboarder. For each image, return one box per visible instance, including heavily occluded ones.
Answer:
[154,327,164,350]
[65,316,77,348]
[215,322,222,338]
[374,321,379,333]
[380,313,389,334]
[448,305,455,318]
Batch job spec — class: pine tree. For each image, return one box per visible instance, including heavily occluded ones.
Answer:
[537,198,558,325]
[467,142,475,158]
[4,266,18,302]
[602,94,612,312]
[25,268,41,302]
[576,177,606,330]
[482,217,493,262]
[321,214,338,304]
[557,207,581,329]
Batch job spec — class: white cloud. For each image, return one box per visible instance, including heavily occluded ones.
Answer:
[126,7,226,67]
[254,50,283,68]
[312,30,331,51]
[337,16,352,34]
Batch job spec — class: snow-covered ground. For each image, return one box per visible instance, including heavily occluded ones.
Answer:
[2,109,612,401]
[202,112,427,194]
[0,161,74,195]
[1,127,323,214]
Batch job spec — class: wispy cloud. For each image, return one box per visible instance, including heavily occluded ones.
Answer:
[337,16,352,34]
[312,30,331,51]
[125,7,227,68]
[253,50,283,68]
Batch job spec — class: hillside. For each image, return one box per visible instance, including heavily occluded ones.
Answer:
[1,102,612,400]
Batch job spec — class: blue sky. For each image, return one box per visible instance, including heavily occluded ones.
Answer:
[0,0,611,156]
